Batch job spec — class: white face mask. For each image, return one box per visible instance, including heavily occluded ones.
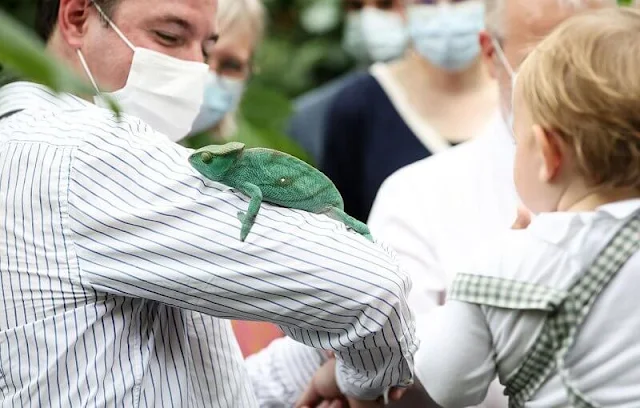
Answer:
[77,2,209,142]
[342,8,408,63]
[491,37,517,136]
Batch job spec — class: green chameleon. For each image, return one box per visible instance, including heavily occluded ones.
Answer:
[188,142,373,242]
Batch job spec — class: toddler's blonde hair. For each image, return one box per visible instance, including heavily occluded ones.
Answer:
[517,7,640,189]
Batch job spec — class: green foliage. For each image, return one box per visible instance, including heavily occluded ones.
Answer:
[0,0,35,26]
[255,0,352,99]
[0,8,122,115]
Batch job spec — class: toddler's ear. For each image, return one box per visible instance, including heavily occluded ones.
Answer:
[533,124,563,183]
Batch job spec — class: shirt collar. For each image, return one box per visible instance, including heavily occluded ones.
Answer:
[529,199,640,245]
[596,198,640,220]
[0,81,92,117]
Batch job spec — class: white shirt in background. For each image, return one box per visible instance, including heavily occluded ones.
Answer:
[367,113,516,408]
[415,200,640,408]
[368,112,518,314]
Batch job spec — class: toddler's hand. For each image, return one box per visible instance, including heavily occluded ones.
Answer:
[511,205,532,230]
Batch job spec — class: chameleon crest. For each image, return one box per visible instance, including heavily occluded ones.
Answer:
[189,142,372,242]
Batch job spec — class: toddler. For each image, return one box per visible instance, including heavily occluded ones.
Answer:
[415,7,640,408]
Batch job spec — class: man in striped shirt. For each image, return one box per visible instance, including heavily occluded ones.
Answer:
[0,0,417,407]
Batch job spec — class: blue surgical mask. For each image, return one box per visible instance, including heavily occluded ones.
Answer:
[408,1,484,71]
[343,8,409,63]
[190,72,245,135]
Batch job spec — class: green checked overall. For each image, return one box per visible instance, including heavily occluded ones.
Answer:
[449,212,640,408]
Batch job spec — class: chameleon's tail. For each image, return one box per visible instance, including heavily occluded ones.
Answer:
[237,211,253,242]
[324,207,373,242]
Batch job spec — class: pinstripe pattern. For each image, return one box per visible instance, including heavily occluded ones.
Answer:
[0,82,417,407]
[245,337,330,407]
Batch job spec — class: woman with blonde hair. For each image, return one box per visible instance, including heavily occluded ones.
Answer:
[188,0,266,140]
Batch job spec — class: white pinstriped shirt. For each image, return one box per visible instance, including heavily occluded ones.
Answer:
[0,82,417,407]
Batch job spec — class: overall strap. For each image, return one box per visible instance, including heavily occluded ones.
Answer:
[449,274,567,312]
[505,212,640,408]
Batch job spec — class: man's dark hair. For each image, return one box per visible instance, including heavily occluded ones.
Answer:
[35,0,119,42]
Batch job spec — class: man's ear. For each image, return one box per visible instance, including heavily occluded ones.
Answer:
[533,124,563,183]
[58,0,93,48]
[479,31,497,80]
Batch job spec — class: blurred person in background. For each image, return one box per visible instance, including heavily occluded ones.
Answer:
[185,0,265,142]
[287,0,410,165]
[321,0,498,223]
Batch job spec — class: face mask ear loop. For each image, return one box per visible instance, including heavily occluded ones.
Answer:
[76,48,101,94]
[91,0,136,51]
[491,36,514,77]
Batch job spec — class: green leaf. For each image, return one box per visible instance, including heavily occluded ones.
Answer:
[239,83,293,131]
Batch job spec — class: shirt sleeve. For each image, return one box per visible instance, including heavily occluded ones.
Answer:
[67,124,417,399]
[245,337,328,407]
[414,301,497,408]
[368,172,447,314]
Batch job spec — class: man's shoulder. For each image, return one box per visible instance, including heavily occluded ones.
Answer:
[6,104,141,140]
[3,105,189,174]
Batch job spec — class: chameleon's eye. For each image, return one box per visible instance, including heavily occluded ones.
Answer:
[279,177,288,185]
[201,152,214,164]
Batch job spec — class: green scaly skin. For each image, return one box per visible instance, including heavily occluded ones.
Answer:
[188,142,373,242]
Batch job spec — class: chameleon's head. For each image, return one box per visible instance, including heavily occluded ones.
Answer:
[188,142,245,181]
